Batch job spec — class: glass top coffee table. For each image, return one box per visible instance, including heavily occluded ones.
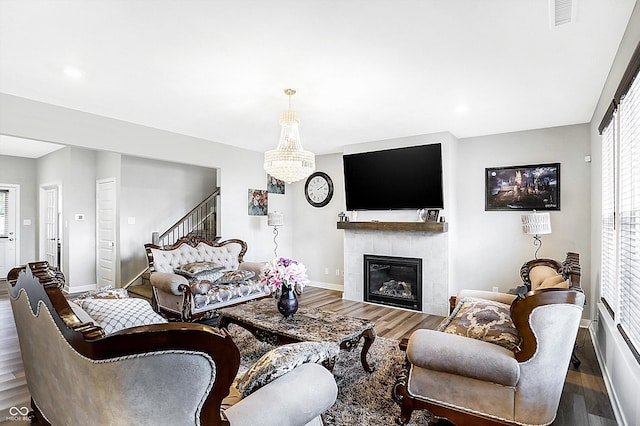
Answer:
[218,297,377,372]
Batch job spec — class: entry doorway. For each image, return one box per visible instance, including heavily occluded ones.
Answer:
[0,184,19,279]
[96,178,117,288]
[39,184,61,270]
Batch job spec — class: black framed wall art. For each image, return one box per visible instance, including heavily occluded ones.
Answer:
[485,163,560,211]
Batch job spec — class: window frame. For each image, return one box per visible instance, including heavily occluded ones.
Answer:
[599,41,640,363]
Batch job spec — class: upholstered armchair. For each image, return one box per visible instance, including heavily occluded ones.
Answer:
[520,251,581,290]
[8,265,337,426]
[393,288,585,426]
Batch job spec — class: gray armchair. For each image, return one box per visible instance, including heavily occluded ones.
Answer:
[8,264,337,426]
[393,288,585,425]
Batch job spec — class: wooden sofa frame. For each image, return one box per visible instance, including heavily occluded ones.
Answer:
[144,236,268,322]
[8,262,240,425]
[393,288,585,426]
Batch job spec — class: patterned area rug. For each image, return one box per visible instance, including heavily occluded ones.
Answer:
[226,326,431,425]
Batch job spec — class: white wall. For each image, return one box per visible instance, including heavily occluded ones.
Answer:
[0,155,37,263]
[293,133,458,290]
[455,124,591,297]
[292,128,590,314]
[589,3,640,425]
[36,146,97,292]
[291,153,345,288]
[0,94,293,270]
[119,155,217,284]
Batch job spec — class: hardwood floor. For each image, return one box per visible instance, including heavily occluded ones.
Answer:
[0,284,618,425]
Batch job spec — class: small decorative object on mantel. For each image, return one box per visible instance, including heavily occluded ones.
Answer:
[261,257,310,318]
[426,209,440,222]
[338,212,349,222]
[417,209,428,222]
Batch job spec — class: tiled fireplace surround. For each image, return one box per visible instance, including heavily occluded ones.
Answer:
[343,229,449,316]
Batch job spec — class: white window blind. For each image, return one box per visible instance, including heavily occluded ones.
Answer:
[601,118,617,314]
[618,73,640,352]
[0,190,7,238]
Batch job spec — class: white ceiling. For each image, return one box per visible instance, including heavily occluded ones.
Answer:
[0,135,64,158]
[0,0,637,156]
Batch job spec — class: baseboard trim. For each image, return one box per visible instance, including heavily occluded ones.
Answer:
[64,283,98,294]
[580,318,592,328]
[590,312,625,426]
[308,281,343,292]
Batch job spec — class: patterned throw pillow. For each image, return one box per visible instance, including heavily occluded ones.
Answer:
[438,297,521,351]
[235,341,340,398]
[174,261,224,280]
[214,269,254,284]
[77,298,167,335]
[72,286,129,304]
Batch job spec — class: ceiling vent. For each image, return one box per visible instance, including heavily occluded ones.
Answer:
[549,0,577,27]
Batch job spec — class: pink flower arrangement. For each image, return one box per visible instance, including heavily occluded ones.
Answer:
[261,257,309,297]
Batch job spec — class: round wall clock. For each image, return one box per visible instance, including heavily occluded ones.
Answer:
[305,171,334,207]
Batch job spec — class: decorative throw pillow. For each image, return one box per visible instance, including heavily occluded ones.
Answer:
[72,286,129,304]
[438,297,521,351]
[529,265,560,288]
[235,341,340,398]
[537,274,569,289]
[77,298,167,335]
[190,280,212,295]
[174,261,224,278]
[214,269,254,284]
[68,301,95,324]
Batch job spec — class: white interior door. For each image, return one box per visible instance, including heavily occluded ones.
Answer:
[0,185,19,279]
[97,178,116,288]
[44,187,59,267]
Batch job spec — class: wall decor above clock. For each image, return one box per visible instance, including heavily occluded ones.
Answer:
[304,171,334,207]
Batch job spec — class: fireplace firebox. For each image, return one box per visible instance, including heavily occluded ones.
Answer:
[364,255,422,311]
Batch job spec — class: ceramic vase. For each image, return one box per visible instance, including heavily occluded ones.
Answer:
[277,286,298,318]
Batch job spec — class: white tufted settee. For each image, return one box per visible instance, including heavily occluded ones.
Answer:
[145,237,270,321]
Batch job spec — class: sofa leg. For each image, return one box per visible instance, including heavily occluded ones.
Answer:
[571,347,581,368]
[393,365,414,425]
[396,406,414,425]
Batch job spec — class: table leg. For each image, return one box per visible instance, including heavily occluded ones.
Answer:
[360,328,376,373]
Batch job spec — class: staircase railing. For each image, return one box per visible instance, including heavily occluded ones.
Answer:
[156,188,221,248]
[122,188,221,289]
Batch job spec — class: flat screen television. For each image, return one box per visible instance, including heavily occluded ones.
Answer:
[343,143,443,211]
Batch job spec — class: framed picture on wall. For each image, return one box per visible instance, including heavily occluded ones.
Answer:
[267,174,285,194]
[248,189,268,216]
[485,163,560,211]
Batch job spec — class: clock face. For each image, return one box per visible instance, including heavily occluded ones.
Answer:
[305,172,334,207]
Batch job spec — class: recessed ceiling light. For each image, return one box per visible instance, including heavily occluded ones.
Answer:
[63,66,84,79]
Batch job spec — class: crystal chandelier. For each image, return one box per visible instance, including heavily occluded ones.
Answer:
[264,89,315,184]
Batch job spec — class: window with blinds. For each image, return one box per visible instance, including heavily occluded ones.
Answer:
[0,190,7,238]
[600,119,617,316]
[599,41,640,361]
[618,74,640,355]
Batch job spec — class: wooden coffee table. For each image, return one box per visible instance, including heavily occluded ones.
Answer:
[218,298,377,372]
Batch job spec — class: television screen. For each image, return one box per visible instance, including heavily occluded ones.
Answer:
[343,143,443,211]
